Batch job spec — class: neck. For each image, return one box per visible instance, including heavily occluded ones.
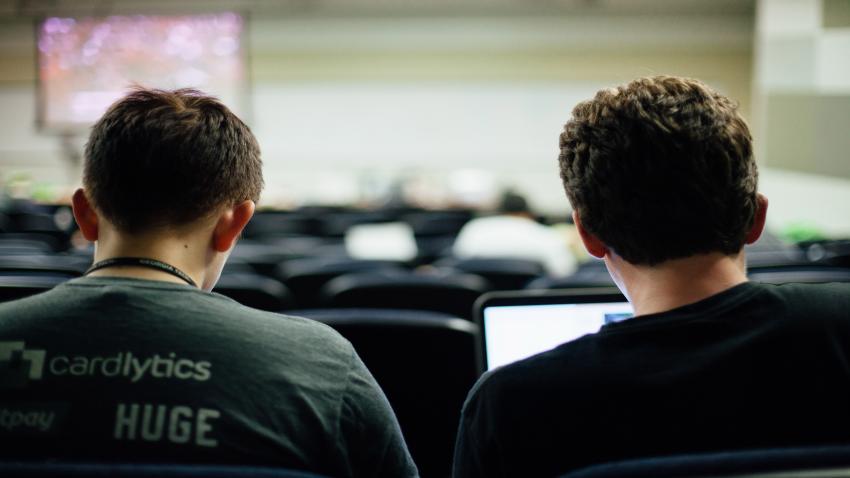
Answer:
[608,252,749,316]
[88,226,216,289]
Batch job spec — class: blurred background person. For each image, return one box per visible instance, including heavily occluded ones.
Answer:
[452,190,577,276]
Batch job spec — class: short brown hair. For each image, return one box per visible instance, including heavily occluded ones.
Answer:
[558,76,757,265]
[84,87,263,232]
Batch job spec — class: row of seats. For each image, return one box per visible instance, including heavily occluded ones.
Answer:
[244,208,475,239]
[6,443,850,477]
[0,202,482,262]
[4,200,850,267]
[3,248,850,315]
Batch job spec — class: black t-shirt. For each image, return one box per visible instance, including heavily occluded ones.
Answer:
[454,281,850,477]
[0,277,418,478]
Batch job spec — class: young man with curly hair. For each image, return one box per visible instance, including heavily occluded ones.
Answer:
[453,76,850,477]
[0,88,417,478]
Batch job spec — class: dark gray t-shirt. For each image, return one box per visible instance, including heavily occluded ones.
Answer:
[0,276,417,478]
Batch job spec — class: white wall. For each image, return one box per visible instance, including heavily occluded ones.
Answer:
[252,82,599,209]
[0,12,755,214]
[747,0,850,238]
[760,169,850,237]
[754,0,850,177]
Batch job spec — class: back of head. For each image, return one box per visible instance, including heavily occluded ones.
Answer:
[84,87,264,232]
[498,191,530,215]
[558,76,757,265]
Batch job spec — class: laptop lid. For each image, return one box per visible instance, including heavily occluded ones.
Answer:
[474,288,633,373]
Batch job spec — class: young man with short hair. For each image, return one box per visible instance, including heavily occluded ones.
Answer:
[453,76,850,477]
[0,88,417,478]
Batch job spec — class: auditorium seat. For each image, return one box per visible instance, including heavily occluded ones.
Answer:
[0,254,89,278]
[436,257,544,290]
[0,462,331,477]
[0,274,67,303]
[320,270,489,318]
[0,238,56,255]
[228,240,306,277]
[561,444,850,478]
[321,211,400,238]
[743,231,810,268]
[800,239,850,267]
[275,258,408,308]
[747,265,850,284]
[242,211,324,238]
[403,210,472,237]
[289,308,480,478]
[256,236,345,259]
[397,209,470,264]
[0,231,66,252]
[526,260,615,289]
[213,273,294,311]
[5,208,75,251]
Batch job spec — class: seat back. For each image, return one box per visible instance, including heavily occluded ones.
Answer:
[437,257,545,290]
[276,258,407,308]
[799,239,850,267]
[292,308,480,478]
[526,261,615,289]
[228,241,305,277]
[0,254,90,278]
[0,236,57,255]
[321,211,400,238]
[561,444,850,478]
[321,270,489,318]
[213,273,294,311]
[6,207,75,251]
[404,210,473,237]
[747,265,850,284]
[242,211,324,238]
[0,274,67,303]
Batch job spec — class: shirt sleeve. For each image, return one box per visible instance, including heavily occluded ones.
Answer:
[338,348,419,478]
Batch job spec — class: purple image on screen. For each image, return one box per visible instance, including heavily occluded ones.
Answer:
[38,13,245,128]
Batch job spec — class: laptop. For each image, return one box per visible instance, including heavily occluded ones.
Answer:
[474,288,633,373]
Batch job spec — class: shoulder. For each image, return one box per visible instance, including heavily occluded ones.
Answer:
[252,308,354,351]
[755,280,850,297]
[0,284,75,324]
[748,281,850,313]
[467,334,598,410]
[198,294,357,361]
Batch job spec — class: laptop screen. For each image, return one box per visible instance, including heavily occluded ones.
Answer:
[477,289,633,371]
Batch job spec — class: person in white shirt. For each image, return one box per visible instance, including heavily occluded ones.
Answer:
[452,191,577,277]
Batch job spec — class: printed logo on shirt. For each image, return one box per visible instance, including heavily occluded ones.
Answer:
[114,403,220,448]
[0,402,69,435]
[0,342,211,387]
[48,351,212,383]
[0,341,46,389]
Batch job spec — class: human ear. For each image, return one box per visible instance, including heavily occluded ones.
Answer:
[744,193,769,245]
[573,210,608,258]
[212,200,256,253]
[71,188,99,241]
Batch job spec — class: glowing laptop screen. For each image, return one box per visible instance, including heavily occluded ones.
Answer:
[482,301,633,370]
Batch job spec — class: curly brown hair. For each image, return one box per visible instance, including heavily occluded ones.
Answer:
[84,87,263,232]
[558,76,757,265]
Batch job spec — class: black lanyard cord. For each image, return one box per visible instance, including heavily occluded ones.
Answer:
[85,257,198,288]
